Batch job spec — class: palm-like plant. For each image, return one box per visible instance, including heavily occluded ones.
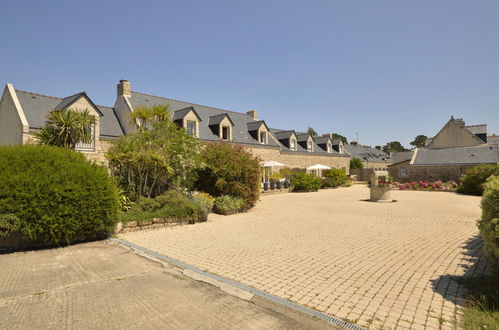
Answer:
[36,109,96,149]
[130,104,170,128]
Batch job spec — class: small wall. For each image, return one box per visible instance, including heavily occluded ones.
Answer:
[350,168,375,181]
[389,163,474,183]
[116,217,193,233]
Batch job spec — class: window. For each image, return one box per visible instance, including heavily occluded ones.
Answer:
[259,131,267,144]
[75,124,95,152]
[186,120,196,136]
[400,167,409,178]
[222,126,230,140]
[327,143,332,153]
[290,139,296,150]
[307,141,313,152]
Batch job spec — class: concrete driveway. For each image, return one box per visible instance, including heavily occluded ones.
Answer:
[0,241,333,329]
[119,185,487,329]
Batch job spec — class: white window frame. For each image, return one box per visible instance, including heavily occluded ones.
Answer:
[290,139,296,151]
[186,120,196,136]
[400,167,409,178]
[75,124,95,152]
[307,141,313,152]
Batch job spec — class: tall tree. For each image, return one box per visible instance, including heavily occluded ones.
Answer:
[382,141,409,153]
[36,109,96,149]
[307,127,318,136]
[107,105,203,199]
[410,135,428,148]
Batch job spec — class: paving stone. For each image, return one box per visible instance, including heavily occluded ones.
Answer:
[119,186,485,329]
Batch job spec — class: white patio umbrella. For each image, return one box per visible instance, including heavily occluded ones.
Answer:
[261,161,286,184]
[306,164,331,177]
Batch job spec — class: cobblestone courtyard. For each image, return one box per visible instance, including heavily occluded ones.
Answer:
[119,185,487,329]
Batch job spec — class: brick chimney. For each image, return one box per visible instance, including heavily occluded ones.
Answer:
[117,80,131,98]
[246,110,258,121]
[351,141,358,146]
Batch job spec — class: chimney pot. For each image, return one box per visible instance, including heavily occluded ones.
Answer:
[117,80,131,98]
[246,110,258,121]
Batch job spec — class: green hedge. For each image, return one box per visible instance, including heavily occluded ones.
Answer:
[290,172,322,192]
[478,176,499,272]
[457,164,499,196]
[0,145,119,246]
[323,168,347,188]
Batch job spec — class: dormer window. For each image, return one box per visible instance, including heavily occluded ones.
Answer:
[290,139,296,150]
[307,141,313,152]
[173,107,201,138]
[327,143,332,153]
[209,114,234,141]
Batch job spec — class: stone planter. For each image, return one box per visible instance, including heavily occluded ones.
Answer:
[370,186,392,202]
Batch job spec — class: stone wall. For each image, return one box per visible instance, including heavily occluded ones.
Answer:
[361,161,390,169]
[244,146,351,174]
[389,162,473,183]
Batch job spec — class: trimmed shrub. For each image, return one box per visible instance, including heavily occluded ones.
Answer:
[119,190,200,224]
[478,176,499,272]
[458,164,499,196]
[350,157,363,169]
[323,168,347,188]
[195,143,261,206]
[290,172,322,192]
[0,145,119,246]
[213,195,246,215]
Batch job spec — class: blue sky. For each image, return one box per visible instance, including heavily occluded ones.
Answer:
[1,0,498,147]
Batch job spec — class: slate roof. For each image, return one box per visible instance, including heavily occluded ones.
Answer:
[15,90,124,138]
[313,136,331,145]
[247,120,268,132]
[172,106,201,121]
[343,144,389,163]
[270,129,295,140]
[389,151,414,164]
[465,124,487,135]
[129,91,281,147]
[296,133,312,142]
[411,145,499,165]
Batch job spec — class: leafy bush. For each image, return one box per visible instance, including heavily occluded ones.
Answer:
[119,190,200,224]
[457,164,499,196]
[0,145,119,246]
[279,167,293,179]
[196,143,261,206]
[350,157,363,169]
[290,172,322,192]
[0,214,20,238]
[213,195,246,215]
[322,168,347,188]
[478,176,499,272]
[192,192,215,221]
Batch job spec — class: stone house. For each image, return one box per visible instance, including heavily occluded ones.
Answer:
[389,117,499,182]
[0,80,350,172]
[0,84,123,164]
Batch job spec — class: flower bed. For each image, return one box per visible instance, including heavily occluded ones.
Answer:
[395,180,458,191]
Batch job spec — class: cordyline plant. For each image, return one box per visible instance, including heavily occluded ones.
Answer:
[36,109,96,149]
[106,105,204,200]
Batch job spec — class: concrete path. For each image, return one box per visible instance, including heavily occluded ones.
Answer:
[119,186,488,329]
[0,241,334,329]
